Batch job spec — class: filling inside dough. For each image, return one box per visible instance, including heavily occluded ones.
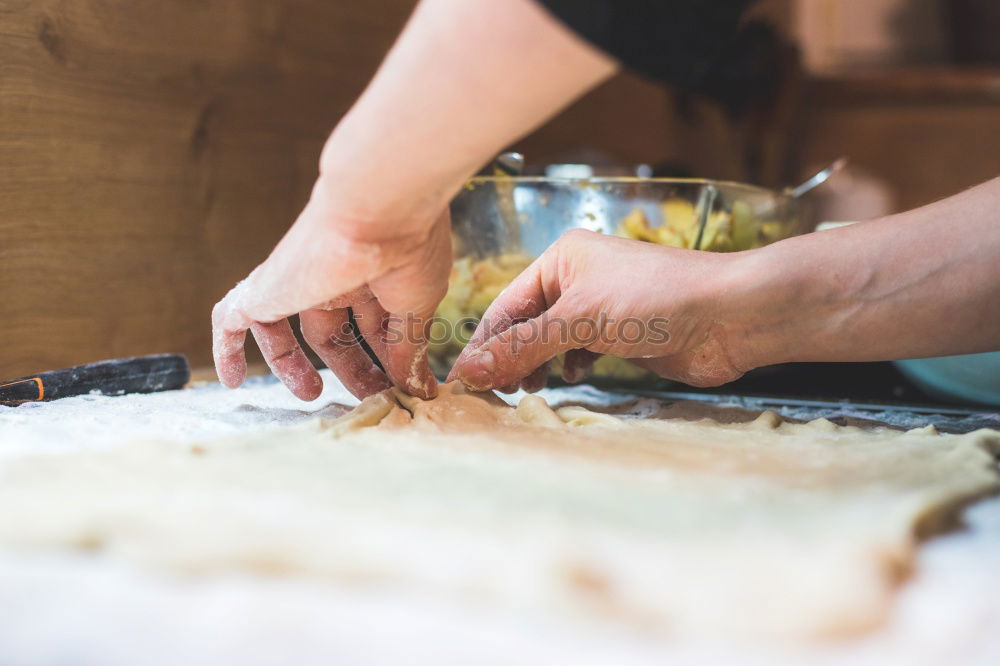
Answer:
[0,382,997,643]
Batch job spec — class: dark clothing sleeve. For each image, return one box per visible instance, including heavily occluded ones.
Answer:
[536,0,758,99]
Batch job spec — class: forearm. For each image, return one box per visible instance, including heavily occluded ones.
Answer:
[318,0,616,236]
[733,177,1000,368]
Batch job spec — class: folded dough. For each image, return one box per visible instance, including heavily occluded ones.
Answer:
[0,382,996,642]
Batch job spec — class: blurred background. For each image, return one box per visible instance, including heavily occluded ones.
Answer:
[2,0,999,383]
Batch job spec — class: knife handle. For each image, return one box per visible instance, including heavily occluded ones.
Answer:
[0,354,190,405]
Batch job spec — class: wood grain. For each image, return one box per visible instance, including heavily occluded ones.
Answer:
[1,0,414,378]
[795,71,1000,212]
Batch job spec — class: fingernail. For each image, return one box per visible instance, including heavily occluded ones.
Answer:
[457,350,495,390]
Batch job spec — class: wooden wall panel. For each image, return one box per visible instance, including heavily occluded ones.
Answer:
[795,90,1000,212]
[1,0,415,378]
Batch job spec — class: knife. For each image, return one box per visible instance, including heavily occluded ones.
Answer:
[0,354,190,405]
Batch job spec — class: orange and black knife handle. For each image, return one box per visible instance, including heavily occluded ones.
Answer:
[0,354,190,405]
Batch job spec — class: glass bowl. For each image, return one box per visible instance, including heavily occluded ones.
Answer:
[429,177,807,387]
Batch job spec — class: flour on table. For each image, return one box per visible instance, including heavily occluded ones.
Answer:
[0,382,996,643]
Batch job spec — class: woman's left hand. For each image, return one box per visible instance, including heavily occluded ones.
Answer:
[447,229,754,392]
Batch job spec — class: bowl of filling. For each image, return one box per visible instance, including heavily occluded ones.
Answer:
[429,175,808,387]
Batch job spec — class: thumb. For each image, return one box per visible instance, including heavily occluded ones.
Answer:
[453,305,576,391]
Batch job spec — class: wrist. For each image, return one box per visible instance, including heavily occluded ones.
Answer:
[316,129,469,241]
[722,229,877,370]
[716,241,837,372]
[312,131,453,243]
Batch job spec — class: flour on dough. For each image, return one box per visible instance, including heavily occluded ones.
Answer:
[0,382,996,642]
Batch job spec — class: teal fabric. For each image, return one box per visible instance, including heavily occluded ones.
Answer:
[895,352,1000,406]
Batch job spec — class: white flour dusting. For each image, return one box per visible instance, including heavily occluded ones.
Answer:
[0,374,357,458]
[0,371,997,666]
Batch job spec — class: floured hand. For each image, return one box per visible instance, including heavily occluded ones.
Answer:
[212,182,451,401]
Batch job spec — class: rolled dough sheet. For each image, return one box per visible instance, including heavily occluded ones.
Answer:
[0,383,996,643]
